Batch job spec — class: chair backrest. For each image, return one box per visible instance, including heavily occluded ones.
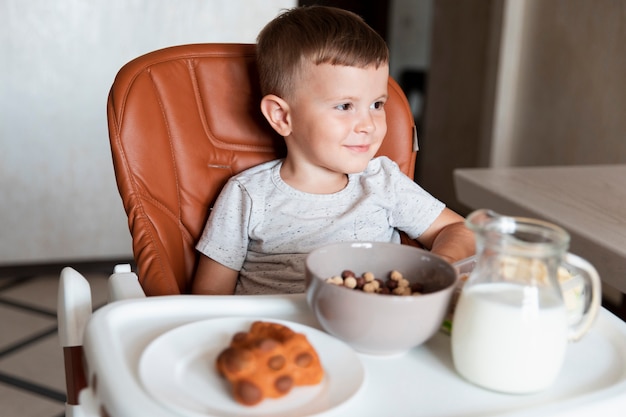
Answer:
[107,43,417,296]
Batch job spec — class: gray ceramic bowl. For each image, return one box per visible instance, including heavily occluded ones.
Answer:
[305,242,457,356]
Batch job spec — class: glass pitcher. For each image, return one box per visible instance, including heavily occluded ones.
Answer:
[451,209,601,394]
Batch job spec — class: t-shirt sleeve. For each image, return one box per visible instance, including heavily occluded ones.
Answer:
[383,158,445,239]
[195,179,251,271]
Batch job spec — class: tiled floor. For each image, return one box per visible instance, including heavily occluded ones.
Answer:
[0,262,121,417]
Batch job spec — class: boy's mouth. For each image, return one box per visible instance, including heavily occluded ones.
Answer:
[345,144,370,153]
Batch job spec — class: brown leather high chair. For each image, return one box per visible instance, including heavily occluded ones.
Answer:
[58,43,417,415]
[107,43,418,296]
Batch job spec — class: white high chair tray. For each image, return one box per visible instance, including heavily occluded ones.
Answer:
[83,294,626,417]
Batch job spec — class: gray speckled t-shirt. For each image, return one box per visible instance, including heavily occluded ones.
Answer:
[195,156,444,295]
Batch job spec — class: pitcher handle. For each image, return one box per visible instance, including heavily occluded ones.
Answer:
[563,253,602,342]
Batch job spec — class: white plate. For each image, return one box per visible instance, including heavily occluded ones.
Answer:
[139,317,365,417]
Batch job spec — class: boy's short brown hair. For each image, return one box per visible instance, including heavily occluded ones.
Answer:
[256,5,389,99]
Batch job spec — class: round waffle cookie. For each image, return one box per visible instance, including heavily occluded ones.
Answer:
[216,321,324,406]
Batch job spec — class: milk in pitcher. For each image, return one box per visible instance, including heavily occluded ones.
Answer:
[451,282,568,394]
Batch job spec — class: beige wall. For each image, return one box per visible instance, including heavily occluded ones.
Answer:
[0,0,295,265]
[495,0,626,166]
[418,0,626,214]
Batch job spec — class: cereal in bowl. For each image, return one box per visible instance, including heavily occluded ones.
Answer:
[325,270,426,296]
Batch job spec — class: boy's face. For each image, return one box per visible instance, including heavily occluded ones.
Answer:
[284,61,389,175]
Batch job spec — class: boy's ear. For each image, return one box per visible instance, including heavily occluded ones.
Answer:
[260,94,292,137]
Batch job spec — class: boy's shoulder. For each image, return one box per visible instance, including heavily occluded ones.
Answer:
[363,155,401,174]
[234,159,282,180]
[229,159,282,189]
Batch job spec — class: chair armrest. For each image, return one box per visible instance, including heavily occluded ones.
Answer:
[58,267,92,408]
[108,264,146,302]
[58,267,93,347]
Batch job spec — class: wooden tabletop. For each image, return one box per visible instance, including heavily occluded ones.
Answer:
[454,164,626,294]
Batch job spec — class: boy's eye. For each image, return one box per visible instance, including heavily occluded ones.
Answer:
[371,101,385,110]
[336,103,352,111]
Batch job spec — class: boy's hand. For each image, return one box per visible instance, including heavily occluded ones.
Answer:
[418,209,476,264]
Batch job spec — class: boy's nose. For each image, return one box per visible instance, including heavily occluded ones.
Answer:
[355,111,376,133]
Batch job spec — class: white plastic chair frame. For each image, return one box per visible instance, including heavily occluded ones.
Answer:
[58,264,145,417]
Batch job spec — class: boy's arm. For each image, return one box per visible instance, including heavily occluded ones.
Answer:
[417,208,476,264]
[192,254,239,295]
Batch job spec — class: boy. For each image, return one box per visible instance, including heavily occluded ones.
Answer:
[193,6,474,295]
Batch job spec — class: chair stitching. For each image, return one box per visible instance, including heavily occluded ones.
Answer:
[116,48,275,152]
[186,57,276,153]
[115,70,178,286]
[136,194,195,246]
[109,103,167,283]
[147,70,195,248]
[116,48,256,134]
[187,59,219,152]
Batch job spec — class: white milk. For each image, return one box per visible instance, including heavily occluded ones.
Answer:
[451,282,568,394]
